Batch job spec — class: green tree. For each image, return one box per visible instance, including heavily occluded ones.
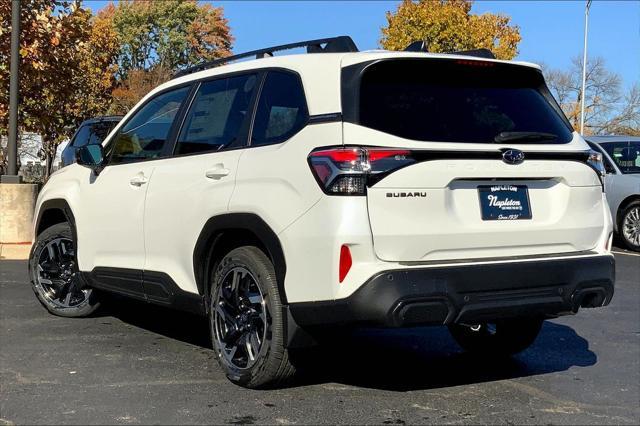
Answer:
[71,4,120,122]
[380,0,521,60]
[105,0,233,113]
[112,0,233,79]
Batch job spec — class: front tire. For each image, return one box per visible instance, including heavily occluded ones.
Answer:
[209,246,295,388]
[28,222,100,317]
[448,318,543,356]
[620,201,640,252]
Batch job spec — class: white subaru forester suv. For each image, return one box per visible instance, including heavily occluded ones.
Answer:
[29,37,615,388]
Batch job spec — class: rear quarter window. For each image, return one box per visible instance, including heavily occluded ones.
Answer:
[250,71,309,147]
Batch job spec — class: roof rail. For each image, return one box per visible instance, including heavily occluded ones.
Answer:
[403,40,497,59]
[173,36,358,78]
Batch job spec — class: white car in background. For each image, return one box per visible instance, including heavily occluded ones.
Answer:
[587,136,640,251]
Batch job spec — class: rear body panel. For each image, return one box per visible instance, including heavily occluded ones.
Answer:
[341,122,609,264]
[338,55,608,264]
[367,158,605,262]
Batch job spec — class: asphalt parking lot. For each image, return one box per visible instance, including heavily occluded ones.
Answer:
[1,250,638,425]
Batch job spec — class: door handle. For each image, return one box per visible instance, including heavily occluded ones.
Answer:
[205,166,230,180]
[130,174,148,187]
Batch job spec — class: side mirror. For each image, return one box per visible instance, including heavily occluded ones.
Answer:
[76,144,105,175]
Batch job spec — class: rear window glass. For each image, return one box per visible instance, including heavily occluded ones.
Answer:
[356,59,573,144]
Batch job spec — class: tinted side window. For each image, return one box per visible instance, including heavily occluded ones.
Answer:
[176,74,257,155]
[251,71,308,146]
[71,125,91,148]
[105,87,189,165]
[601,141,640,174]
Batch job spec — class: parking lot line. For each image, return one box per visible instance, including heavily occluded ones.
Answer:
[611,250,640,257]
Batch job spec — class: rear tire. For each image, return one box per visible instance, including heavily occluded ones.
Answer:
[619,201,640,252]
[28,222,100,317]
[209,246,295,388]
[448,318,543,356]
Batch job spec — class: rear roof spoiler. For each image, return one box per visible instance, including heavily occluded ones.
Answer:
[403,41,497,59]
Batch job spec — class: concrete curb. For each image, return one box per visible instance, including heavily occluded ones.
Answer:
[0,243,32,260]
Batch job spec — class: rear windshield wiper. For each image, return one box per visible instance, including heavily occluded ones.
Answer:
[494,132,558,143]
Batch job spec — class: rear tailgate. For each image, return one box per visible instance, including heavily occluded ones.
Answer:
[366,157,604,261]
[340,56,605,262]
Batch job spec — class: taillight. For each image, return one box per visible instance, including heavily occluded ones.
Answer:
[586,149,606,191]
[308,147,414,195]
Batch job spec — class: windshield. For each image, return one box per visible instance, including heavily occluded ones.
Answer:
[353,59,574,144]
[600,141,640,174]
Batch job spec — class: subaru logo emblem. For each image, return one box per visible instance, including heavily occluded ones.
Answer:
[502,149,525,165]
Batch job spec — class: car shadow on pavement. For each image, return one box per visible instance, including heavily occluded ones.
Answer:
[98,296,596,392]
[297,322,597,391]
[97,295,212,349]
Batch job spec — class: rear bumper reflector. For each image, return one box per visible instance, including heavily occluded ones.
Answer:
[339,245,352,283]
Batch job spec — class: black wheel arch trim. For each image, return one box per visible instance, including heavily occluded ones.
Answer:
[32,199,79,275]
[36,199,76,234]
[35,199,78,249]
[193,213,288,304]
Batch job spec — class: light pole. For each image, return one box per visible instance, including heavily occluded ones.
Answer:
[580,0,592,135]
[2,0,21,183]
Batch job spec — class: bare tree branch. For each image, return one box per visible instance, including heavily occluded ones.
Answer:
[543,56,638,135]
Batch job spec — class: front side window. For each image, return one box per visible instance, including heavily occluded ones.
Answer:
[251,71,308,146]
[601,142,640,174]
[176,74,258,155]
[105,87,189,164]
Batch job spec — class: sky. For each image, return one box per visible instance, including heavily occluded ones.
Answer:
[84,0,639,89]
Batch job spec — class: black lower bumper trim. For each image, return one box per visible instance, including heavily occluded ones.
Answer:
[290,255,615,328]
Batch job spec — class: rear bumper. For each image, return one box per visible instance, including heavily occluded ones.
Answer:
[290,254,615,328]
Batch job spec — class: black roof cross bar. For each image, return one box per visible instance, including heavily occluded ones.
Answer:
[174,36,358,78]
